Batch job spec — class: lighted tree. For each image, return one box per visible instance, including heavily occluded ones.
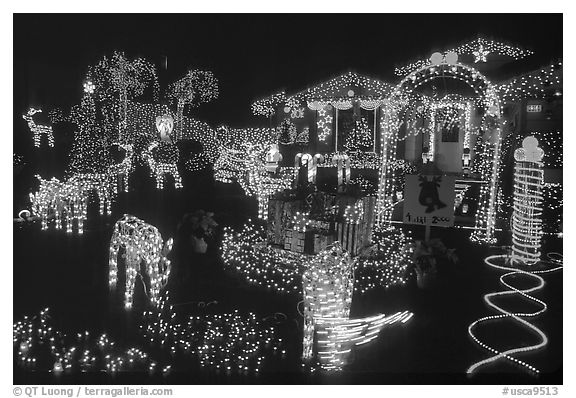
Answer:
[278,119,297,145]
[91,52,159,139]
[167,69,219,139]
[345,117,372,152]
[68,94,111,175]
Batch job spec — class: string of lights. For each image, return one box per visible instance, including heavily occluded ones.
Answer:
[467,253,563,375]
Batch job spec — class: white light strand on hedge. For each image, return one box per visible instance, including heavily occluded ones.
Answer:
[467,253,562,375]
[511,137,545,266]
[14,300,285,375]
[221,222,305,294]
[22,108,54,148]
[109,215,172,309]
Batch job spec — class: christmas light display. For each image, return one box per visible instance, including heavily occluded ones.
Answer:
[467,253,562,375]
[379,54,501,243]
[395,37,533,76]
[29,173,114,234]
[265,144,283,173]
[216,126,278,149]
[332,153,351,188]
[315,105,334,142]
[317,151,382,170]
[295,127,310,144]
[221,221,412,296]
[251,91,286,117]
[68,94,111,175]
[22,108,54,148]
[498,62,562,105]
[14,298,285,375]
[294,153,317,186]
[354,226,412,294]
[511,137,545,266]
[109,215,172,309]
[344,118,372,152]
[221,222,305,294]
[278,119,297,145]
[167,69,219,140]
[124,101,219,172]
[142,141,183,190]
[302,243,413,371]
[91,51,159,136]
[107,143,133,193]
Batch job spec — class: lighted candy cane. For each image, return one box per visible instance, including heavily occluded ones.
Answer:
[294,153,314,187]
[109,215,172,309]
[312,154,324,184]
[332,154,350,188]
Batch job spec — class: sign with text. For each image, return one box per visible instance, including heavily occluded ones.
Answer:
[403,175,455,227]
[527,104,542,113]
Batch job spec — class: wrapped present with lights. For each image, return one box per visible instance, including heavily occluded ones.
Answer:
[334,196,377,256]
[284,228,306,253]
[309,230,335,254]
[267,190,305,245]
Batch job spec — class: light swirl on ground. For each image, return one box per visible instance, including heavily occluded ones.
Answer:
[467,253,562,374]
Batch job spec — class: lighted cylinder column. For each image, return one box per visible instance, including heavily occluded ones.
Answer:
[511,136,544,266]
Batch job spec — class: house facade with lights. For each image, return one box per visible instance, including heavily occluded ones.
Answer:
[251,71,393,169]
[247,36,563,245]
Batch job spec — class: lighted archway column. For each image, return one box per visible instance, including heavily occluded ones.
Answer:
[511,137,544,266]
[375,100,398,227]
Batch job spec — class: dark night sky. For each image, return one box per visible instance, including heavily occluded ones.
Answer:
[14,13,562,129]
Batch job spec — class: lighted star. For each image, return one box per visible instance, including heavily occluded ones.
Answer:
[317,120,325,129]
[322,126,331,136]
[318,109,327,117]
[473,45,490,63]
[324,115,333,124]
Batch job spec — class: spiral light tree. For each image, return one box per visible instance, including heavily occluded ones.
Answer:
[511,136,545,266]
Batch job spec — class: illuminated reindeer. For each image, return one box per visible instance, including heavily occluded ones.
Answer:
[143,141,183,190]
[29,175,88,233]
[22,108,54,148]
[109,215,173,309]
[418,175,447,213]
[107,143,134,193]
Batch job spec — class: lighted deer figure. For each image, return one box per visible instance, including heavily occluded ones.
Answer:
[107,143,134,193]
[418,175,447,213]
[29,175,88,233]
[22,108,54,148]
[143,141,183,190]
[109,215,173,309]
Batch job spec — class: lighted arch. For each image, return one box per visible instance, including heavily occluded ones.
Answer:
[376,56,502,243]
